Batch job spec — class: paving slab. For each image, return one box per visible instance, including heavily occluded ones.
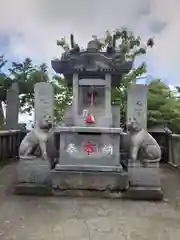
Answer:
[0,163,180,240]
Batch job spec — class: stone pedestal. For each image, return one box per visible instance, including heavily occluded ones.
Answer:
[14,157,163,200]
[48,126,129,193]
[53,126,122,167]
[15,157,52,195]
[122,161,163,200]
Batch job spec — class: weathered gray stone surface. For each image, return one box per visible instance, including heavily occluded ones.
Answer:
[58,131,121,167]
[34,82,54,128]
[15,158,51,185]
[5,83,19,130]
[128,161,161,186]
[51,170,128,191]
[1,163,180,239]
[15,158,52,195]
[127,84,148,130]
[121,161,163,200]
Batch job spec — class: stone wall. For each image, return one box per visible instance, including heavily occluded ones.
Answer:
[168,134,180,167]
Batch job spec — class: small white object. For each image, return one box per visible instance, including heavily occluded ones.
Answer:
[82,109,88,117]
[102,144,113,155]
[66,143,77,153]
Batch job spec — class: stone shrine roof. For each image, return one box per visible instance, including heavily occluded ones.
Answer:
[51,39,134,87]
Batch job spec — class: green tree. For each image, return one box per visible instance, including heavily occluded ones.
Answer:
[0,56,72,124]
[8,58,72,122]
[53,75,72,123]
[148,80,180,133]
[0,57,57,125]
[8,58,50,114]
[0,55,9,125]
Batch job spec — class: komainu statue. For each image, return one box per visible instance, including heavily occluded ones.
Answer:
[19,117,53,160]
[127,117,161,163]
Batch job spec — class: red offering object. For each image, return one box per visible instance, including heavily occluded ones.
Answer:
[85,114,95,124]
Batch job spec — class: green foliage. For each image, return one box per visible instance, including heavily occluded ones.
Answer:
[0,55,71,122]
[7,58,50,113]
[0,55,11,92]
[148,80,180,133]
[7,59,72,122]
[53,75,72,123]
[93,29,152,60]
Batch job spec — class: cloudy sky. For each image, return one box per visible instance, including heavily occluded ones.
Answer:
[0,0,180,86]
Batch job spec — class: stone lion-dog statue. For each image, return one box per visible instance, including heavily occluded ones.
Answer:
[19,117,53,160]
[127,117,161,164]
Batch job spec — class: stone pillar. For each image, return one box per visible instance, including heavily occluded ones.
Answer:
[127,84,148,130]
[34,82,54,128]
[5,82,19,130]
[72,73,79,125]
[105,74,112,126]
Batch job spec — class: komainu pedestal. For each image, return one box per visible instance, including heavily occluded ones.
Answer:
[15,116,53,195]
[123,117,163,200]
[122,161,163,200]
[15,157,52,195]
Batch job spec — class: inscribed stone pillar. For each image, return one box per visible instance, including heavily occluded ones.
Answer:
[127,84,148,130]
[5,82,19,129]
[34,82,54,128]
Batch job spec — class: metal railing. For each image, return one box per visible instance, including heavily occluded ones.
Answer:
[0,130,26,163]
[0,130,180,168]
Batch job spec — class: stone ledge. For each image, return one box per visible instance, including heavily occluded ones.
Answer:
[51,170,129,191]
[53,189,123,198]
[54,126,123,133]
[55,164,123,172]
[128,161,159,168]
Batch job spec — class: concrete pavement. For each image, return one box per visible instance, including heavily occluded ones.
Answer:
[0,163,180,240]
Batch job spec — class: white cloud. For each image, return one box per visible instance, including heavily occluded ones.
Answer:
[0,0,180,85]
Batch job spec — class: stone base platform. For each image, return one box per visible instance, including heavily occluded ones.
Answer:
[51,165,129,191]
[14,158,163,200]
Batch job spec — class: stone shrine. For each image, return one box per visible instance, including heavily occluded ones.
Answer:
[15,34,163,200]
